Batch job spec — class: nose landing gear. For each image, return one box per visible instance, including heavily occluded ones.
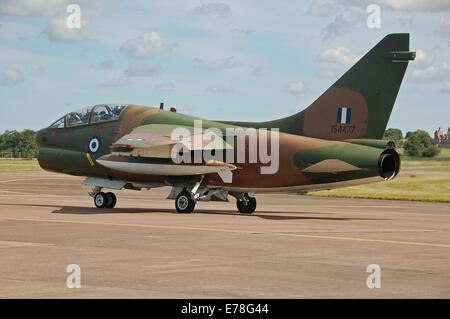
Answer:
[175,190,196,214]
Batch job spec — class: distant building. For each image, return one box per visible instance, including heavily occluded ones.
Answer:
[434,127,450,146]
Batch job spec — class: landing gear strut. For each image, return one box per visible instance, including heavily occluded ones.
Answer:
[174,176,204,214]
[236,193,257,214]
[91,188,117,209]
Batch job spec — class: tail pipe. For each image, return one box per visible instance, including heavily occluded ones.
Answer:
[378,149,400,180]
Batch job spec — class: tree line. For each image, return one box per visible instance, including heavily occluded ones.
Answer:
[0,130,38,158]
[384,128,440,157]
[0,128,442,158]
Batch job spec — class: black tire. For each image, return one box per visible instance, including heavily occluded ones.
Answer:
[175,190,196,214]
[236,194,257,214]
[105,192,117,209]
[94,192,107,208]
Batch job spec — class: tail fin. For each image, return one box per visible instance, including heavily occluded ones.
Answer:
[242,33,415,140]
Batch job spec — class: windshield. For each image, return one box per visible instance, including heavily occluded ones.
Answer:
[48,104,128,129]
[49,117,65,129]
[91,104,127,123]
[66,107,92,128]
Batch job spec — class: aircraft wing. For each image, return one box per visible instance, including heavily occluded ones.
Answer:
[111,124,233,158]
[98,124,236,183]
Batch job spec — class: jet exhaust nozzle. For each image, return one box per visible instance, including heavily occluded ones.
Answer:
[378,149,400,180]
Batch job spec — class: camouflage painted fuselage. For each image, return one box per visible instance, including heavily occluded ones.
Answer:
[37,105,397,193]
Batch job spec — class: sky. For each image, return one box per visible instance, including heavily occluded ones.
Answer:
[0,0,449,135]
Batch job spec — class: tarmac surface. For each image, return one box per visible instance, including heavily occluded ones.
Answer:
[0,171,449,298]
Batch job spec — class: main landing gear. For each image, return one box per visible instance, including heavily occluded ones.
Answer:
[90,188,117,209]
[236,193,257,214]
[173,185,257,215]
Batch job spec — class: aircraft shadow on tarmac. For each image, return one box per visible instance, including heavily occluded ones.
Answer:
[0,202,386,221]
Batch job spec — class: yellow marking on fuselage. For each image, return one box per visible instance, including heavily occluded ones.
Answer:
[7,217,450,249]
[86,153,95,167]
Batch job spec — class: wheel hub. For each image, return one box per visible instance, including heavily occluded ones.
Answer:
[177,196,189,210]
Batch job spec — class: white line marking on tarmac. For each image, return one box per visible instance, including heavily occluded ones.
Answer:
[0,240,52,248]
[0,177,68,184]
[6,217,450,249]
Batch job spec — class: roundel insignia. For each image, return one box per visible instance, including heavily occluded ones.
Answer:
[88,137,100,153]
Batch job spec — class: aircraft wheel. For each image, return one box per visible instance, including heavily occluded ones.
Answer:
[94,192,107,208]
[236,194,256,214]
[105,192,117,209]
[175,190,196,214]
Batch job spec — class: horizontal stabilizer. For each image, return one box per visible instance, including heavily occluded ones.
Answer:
[302,159,362,173]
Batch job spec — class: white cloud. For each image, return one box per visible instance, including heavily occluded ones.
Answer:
[33,66,46,77]
[41,16,85,42]
[306,1,337,17]
[124,64,162,77]
[120,32,174,59]
[286,81,305,94]
[97,76,130,88]
[317,47,361,65]
[97,59,114,70]
[441,82,450,93]
[231,28,253,35]
[411,63,450,82]
[192,2,232,17]
[322,14,355,41]
[155,81,175,92]
[414,49,434,68]
[194,56,240,70]
[317,68,336,79]
[339,0,450,12]
[0,68,25,86]
[0,0,67,16]
[438,14,450,38]
[250,65,266,76]
[206,85,233,93]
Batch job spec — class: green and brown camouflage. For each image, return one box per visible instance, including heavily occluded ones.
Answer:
[222,33,413,141]
[35,33,413,212]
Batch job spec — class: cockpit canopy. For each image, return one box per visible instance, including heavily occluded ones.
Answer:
[49,104,128,129]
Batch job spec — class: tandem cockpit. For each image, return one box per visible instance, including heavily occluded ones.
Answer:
[48,104,129,129]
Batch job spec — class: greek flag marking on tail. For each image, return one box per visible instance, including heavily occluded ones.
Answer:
[337,107,351,124]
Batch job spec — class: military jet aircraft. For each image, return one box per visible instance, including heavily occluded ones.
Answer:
[36,33,415,214]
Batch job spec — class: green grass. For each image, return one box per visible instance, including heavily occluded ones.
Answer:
[436,147,450,159]
[401,147,450,164]
[415,166,450,173]
[0,158,42,172]
[309,174,450,203]
[400,146,450,159]
[309,148,450,203]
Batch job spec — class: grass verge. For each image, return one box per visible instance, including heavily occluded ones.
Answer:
[0,158,42,172]
[308,174,450,203]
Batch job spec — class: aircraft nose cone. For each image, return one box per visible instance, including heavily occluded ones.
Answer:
[35,129,47,147]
